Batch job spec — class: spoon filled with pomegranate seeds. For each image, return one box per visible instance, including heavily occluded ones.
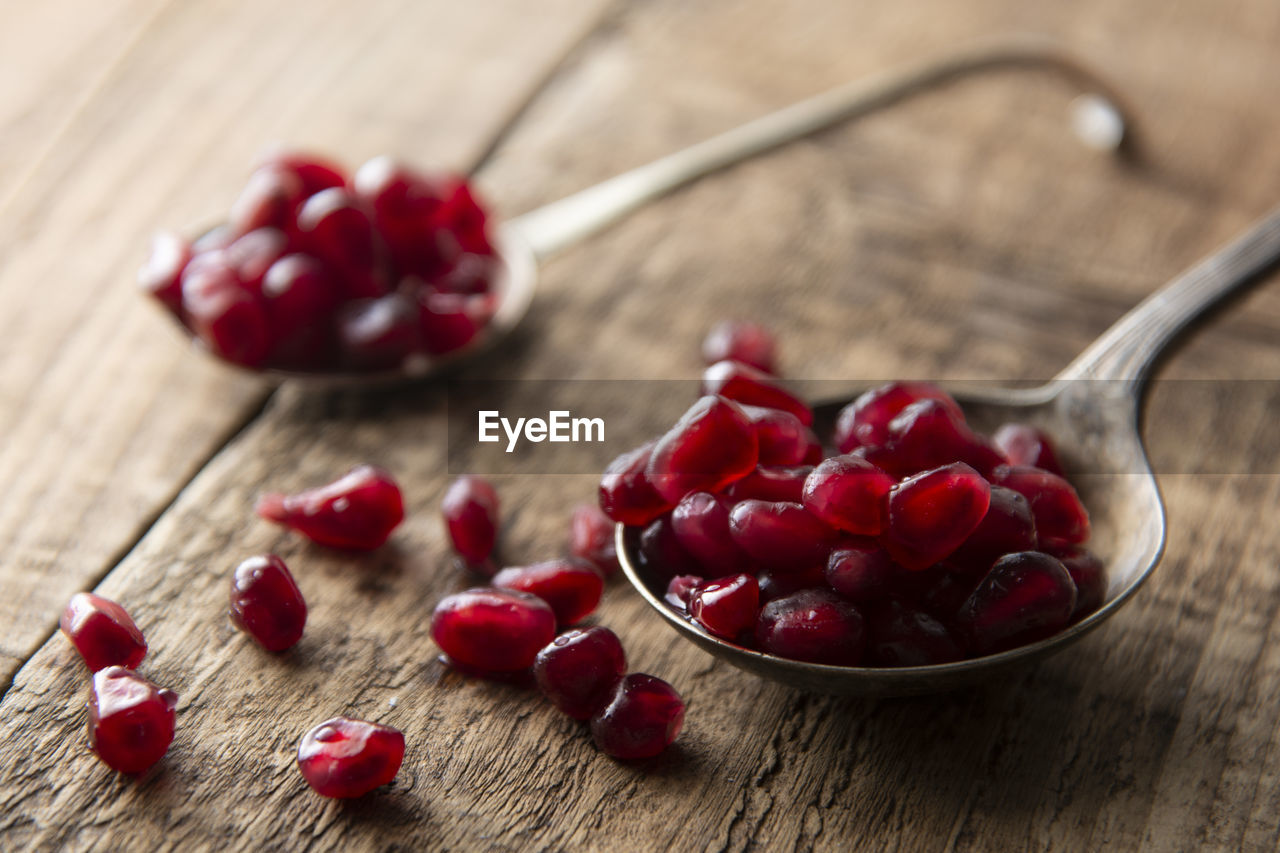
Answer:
[610,204,1280,696]
[140,38,1129,385]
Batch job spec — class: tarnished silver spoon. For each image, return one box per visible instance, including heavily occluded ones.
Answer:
[618,203,1280,696]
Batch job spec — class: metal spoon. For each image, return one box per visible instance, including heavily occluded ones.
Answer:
[618,204,1280,696]
[179,37,1132,385]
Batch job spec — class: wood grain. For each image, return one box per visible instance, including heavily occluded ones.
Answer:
[3,0,1280,850]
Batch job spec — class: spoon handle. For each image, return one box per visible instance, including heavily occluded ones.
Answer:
[509,36,1127,261]
[1057,204,1280,384]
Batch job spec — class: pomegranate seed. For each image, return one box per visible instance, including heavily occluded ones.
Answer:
[728,500,840,570]
[955,551,1077,655]
[260,151,348,196]
[670,491,746,569]
[138,231,191,313]
[224,227,288,295]
[181,255,271,366]
[569,503,619,577]
[664,575,704,610]
[688,573,759,640]
[1053,545,1107,619]
[296,716,404,798]
[833,382,964,452]
[881,463,991,570]
[417,290,491,355]
[261,253,339,365]
[909,567,982,623]
[755,589,866,665]
[229,554,306,652]
[599,442,673,526]
[493,559,604,626]
[434,253,496,295]
[441,475,500,566]
[431,587,556,672]
[866,600,963,666]
[60,593,147,672]
[757,564,826,603]
[353,156,451,278]
[337,293,421,370]
[802,455,894,535]
[876,399,1005,477]
[993,423,1065,476]
[437,180,494,255]
[297,188,387,300]
[257,465,404,550]
[701,321,777,373]
[825,543,899,603]
[723,465,813,503]
[947,485,1037,574]
[701,361,813,426]
[637,515,701,579]
[230,166,305,234]
[647,396,759,504]
[590,674,684,759]
[990,464,1091,547]
[88,667,177,774]
[741,405,821,466]
[534,627,627,720]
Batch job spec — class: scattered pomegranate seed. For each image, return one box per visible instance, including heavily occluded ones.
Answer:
[990,464,1091,547]
[493,559,604,626]
[590,674,685,759]
[728,499,840,570]
[442,475,500,567]
[670,491,746,570]
[534,627,627,720]
[88,667,177,774]
[689,573,760,640]
[701,361,813,426]
[955,551,1077,655]
[802,455,894,536]
[833,381,964,453]
[647,396,759,504]
[431,588,556,672]
[228,555,307,652]
[296,716,404,798]
[755,589,866,665]
[257,465,404,550]
[569,503,620,577]
[599,442,673,526]
[60,593,147,672]
[993,423,1065,476]
[881,463,991,571]
[701,321,778,373]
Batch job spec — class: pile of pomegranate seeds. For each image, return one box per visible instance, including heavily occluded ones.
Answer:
[139,151,501,372]
[602,360,1108,666]
[256,465,404,550]
[297,716,405,798]
[229,554,307,652]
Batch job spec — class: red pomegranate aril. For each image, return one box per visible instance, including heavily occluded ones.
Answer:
[947,485,1038,574]
[261,150,348,196]
[741,405,820,466]
[296,716,404,799]
[297,188,386,299]
[878,399,1005,477]
[337,293,421,370]
[881,463,991,571]
[825,543,899,604]
[906,567,981,623]
[257,465,404,550]
[353,156,450,277]
[688,573,759,640]
[138,231,191,313]
[664,575,704,610]
[229,554,306,652]
[60,593,147,672]
[757,564,826,603]
[990,464,1091,547]
[755,589,866,665]
[225,227,288,295]
[670,491,746,569]
[599,442,673,526]
[534,627,627,720]
[993,423,1065,476]
[729,499,840,570]
[701,321,777,373]
[230,166,305,234]
[802,455,894,535]
[431,587,556,672]
[724,465,813,503]
[955,551,1077,655]
[701,360,813,426]
[442,475,500,566]
[833,381,964,452]
[647,395,759,504]
[569,503,620,577]
[88,667,177,774]
[418,289,491,355]
[493,558,604,626]
[261,253,339,362]
[435,253,495,296]
[438,180,494,255]
[181,256,271,367]
[866,600,963,667]
[1053,545,1107,619]
[590,674,684,759]
[638,515,701,579]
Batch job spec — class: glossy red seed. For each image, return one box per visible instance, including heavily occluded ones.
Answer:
[493,558,604,626]
[833,381,964,452]
[947,485,1038,574]
[647,395,759,504]
[60,593,147,672]
[866,600,963,666]
[431,587,557,672]
[757,564,826,603]
[230,166,305,234]
[534,627,627,720]
[1053,545,1107,620]
[138,231,191,313]
[418,290,491,355]
[590,674,685,759]
[825,543,899,603]
[755,589,866,665]
[701,361,813,426]
[353,156,452,279]
[441,475,500,565]
[261,151,348,196]
[638,515,701,579]
[337,293,421,370]
[296,716,404,799]
[728,500,840,570]
[297,188,387,299]
[261,253,339,365]
[670,491,746,569]
[993,423,1065,476]
[990,464,1091,547]
[955,551,1077,655]
[723,465,813,503]
[881,463,991,571]
[569,503,620,577]
[181,256,271,366]
[701,321,777,373]
[88,667,177,774]
[229,554,306,652]
[437,180,494,255]
[664,575,704,610]
[688,573,759,640]
[877,399,1006,477]
[224,227,288,295]
[599,442,673,526]
[257,465,404,550]
[740,405,820,466]
[802,455,894,535]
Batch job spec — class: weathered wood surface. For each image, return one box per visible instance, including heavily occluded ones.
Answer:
[3,0,1280,850]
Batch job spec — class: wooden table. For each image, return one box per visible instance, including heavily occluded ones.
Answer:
[3,1,1279,849]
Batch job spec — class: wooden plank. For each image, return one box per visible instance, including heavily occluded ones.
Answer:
[4,0,1280,850]
[0,0,613,687]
